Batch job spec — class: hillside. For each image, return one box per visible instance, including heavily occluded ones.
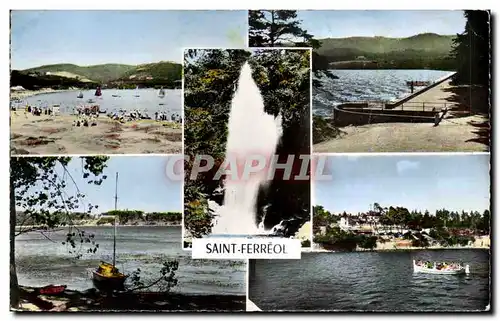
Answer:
[16,61,183,89]
[111,61,182,88]
[23,63,135,83]
[315,33,456,69]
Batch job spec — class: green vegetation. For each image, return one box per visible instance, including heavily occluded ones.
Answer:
[110,61,182,89]
[313,203,490,251]
[99,210,181,225]
[248,10,328,71]
[11,156,109,309]
[23,63,135,83]
[248,11,457,71]
[12,61,182,90]
[316,33,456,70]
[312,115,345,144]
[10,70,99,90]
[450,11,490,87]
[183,49,311,238]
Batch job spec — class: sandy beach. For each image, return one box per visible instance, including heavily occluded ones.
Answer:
[10,111,182,155]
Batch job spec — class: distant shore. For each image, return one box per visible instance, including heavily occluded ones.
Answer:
[15,285,245,312]
[10,88,77,100]
[16,222,181,230]
[313,241,490,253]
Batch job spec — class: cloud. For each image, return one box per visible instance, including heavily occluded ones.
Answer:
[396,160,420,174]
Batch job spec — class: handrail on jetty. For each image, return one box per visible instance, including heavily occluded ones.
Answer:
[392,101,451,112]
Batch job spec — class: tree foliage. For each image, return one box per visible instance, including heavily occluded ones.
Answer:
[313,204,490,250]
[128,260,179,293]
[183,49,311,238]
[10,156,109,308]
[248,10,327,71]
[450,10,491,87]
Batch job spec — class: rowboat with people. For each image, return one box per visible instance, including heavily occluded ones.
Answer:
[413,260,470,275]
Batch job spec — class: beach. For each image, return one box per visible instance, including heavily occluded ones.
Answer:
[10,111,182,155]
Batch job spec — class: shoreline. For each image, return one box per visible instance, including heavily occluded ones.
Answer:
[10,88,77,101]
[16,223,181,230]
[15,285,246,312]
[312,243,490,253]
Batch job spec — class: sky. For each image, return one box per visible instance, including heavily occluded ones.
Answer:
[19,156,182,214]
[10,10,248,70]
[314,154,490,214]
[297,10,467,38]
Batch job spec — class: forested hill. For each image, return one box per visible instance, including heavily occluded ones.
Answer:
[23,63,136,83]
[16,61,182,88]
[11,61,182,89]
[315,33,456,69]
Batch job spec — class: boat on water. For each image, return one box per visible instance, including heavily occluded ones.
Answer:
[87,99,96,104]
[92,261,127,291]
[91,172,128,292]
[37,284,67,295]
[413,260,470,275]
[95,86,102,97]
[77,91,84,99]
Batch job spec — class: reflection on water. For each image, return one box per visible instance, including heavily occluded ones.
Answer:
[15,226,245,295]
[313,69,451,116]
[250,250,490,311]
[12,89,181,115]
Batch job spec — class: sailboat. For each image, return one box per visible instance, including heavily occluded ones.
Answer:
[92,172,128,292]
[77,91,84,99]
[134,85,140,98]
[158,87,166,98]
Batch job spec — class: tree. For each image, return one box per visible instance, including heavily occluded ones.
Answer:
[248,10,328,72]
[10,156,109,309]
[450,10,490,87]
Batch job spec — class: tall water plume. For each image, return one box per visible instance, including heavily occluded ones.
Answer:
[211,62,283,235]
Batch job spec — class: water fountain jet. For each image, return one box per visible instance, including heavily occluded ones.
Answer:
[210,62,283,235]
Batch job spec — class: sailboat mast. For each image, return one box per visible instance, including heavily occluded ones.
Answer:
[113,172,118,268]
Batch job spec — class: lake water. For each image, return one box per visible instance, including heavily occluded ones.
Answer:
[14,89,182,115]
[249,250,490,311]
[15,226,245,295]
[313,69,451,116]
